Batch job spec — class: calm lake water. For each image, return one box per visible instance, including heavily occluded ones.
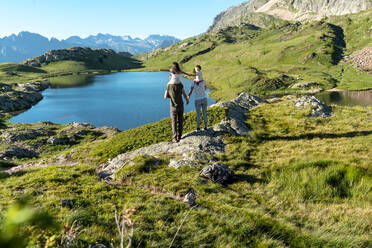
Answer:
[316,90,372,107]
[10,72,216,130]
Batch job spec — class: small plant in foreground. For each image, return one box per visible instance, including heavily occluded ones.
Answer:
[112,208,136,248]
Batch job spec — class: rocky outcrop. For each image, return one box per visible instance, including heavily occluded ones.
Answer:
[0,81,49,113]
[0,147,38,160]
[207,1,287,32]
[345,47,372,71]
[291,82,320,89]
[98,93,264,180]
[0,128,54,143]
[295,96,333,118]
[22,47,118,67]
[207,0,372,32]
[213,93,265,136]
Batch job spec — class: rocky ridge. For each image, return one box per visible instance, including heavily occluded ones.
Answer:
[0,81,49,113]
[207,0,372,32]
[22,47,124,67]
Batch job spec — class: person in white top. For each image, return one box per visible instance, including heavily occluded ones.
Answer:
[188,65,208,131]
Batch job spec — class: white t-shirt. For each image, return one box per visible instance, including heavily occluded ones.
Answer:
[195,71,203,81]
[192,81,207,100]
[169,70,181,83]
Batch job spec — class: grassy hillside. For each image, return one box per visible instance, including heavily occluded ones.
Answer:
[0,99,370,247]
[140,10,372,101]
[0,48,142,87]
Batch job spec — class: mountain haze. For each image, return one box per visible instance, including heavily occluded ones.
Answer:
[0,31,180,62]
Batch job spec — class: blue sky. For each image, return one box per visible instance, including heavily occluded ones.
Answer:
[0,0,247,39]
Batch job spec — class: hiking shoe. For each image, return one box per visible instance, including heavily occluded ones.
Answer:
[204,127,208,131]
[196,128,200,132]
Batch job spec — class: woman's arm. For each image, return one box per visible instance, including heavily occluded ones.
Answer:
[188,87,194,98]
[182,71,196,77]
[182,88,189,104]
[164,89,169,99]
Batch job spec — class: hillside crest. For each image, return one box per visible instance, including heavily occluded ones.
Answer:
[208,0,372,32]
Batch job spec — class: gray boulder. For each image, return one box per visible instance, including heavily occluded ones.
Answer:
[213,93,264,136]
[183,188,197,207]
[47,136,71,145]
[294,96,333,118]
[0,147,38,160]
[0,128,54,143]
[291,82,320,89]
[168,159,198,169]
[0,83,12,92]
[200,163,234,184]
[70,122,95,129]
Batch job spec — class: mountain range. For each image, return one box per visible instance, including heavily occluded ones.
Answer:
[0,31,180,62]
[207,0,372,32]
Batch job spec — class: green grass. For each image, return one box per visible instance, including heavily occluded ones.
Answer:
[140,11,372,100]
[0,99,370,247]
[0,48,142,87]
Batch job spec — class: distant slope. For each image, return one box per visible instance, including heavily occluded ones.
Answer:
[0,31,180,62]
[142,9,372,100]
[22,47,141,70]
[207,0,372,32]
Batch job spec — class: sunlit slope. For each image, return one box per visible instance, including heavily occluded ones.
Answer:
[142,10,372,100]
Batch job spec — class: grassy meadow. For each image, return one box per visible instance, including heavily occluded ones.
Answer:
[0,7,371,248]
[0,98,371,247]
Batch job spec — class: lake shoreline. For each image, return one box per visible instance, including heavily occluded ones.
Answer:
[6,72,216,130]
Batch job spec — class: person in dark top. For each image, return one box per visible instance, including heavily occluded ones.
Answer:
[162,62,192,143]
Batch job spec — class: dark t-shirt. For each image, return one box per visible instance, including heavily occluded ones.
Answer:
[167,83,184,108]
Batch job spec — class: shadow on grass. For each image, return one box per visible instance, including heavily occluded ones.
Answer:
[263,130,372,141]
[232,173,264,184]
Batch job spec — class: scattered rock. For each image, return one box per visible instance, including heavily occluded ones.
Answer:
[302,52,317,63]
[183,188,197,207]
[17,81,49,92]
[61,199,76,209]
[294,96,333,118]
[0,128,54,143]
[168,159,198,169]
[199,163,234,184]
[178,42,192,49]
[346,47,372,71]
[47,136,71,145]
[0,83,12,92]
[0,81,49,113]
[5,71,17,76]
[0,147,38,160]
[213,93,264,136]
[70,122,95,129]
[95,126,120,138]
[284,95,295,100]
[291,82,320,89]
[266,98,282,103]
